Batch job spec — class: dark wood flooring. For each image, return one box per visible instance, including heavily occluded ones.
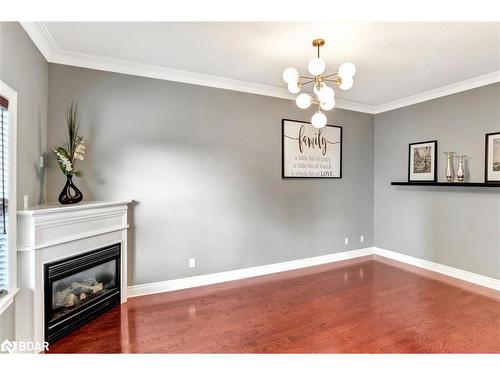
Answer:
[47,255,500,353]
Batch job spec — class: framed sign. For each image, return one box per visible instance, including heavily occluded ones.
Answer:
[485,131,500,183]
[408,140,437,182]
[282,119,342,178]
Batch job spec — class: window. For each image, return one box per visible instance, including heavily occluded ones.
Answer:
[0,97,8,295]
[0,80,17,313]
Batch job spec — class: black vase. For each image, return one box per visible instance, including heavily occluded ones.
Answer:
[58,175,83,205]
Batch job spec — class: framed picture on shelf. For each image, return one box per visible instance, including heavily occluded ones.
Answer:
[282,119,342,178]
[408,140,437,183]
[485,132,500,183]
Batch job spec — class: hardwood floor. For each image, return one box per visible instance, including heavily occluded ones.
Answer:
[47,256,500,353]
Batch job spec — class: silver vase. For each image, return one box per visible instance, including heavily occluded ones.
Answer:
[444,152,455,182]
[456,154,466,182]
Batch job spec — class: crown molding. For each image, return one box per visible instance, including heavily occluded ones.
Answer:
[54,49,377,112]
[20,22,500,115]
[51,49,298,100]
[373,70,500,114]
[333,99,376,114]
[19,21,57,61]
[19,21,376,113]
[50,49,376,112]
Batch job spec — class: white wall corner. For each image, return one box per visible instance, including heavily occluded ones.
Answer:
[373,247,500,291]
[334,99,377,114]
[20,22,58,61]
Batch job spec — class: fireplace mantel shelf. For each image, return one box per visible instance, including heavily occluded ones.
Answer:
[18,200,133,215]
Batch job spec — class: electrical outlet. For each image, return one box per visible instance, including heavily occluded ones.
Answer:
[344,237,349,245]
[189,258,196,268]
[360,235,364,243]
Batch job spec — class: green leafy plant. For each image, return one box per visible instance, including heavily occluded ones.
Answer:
[52,103,86,177]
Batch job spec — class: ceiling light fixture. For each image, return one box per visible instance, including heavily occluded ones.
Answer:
[282,39,356,128]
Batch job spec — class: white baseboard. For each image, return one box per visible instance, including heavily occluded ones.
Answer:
[373,247,500,291]
[127,247,373,297]
[128,246,500,298]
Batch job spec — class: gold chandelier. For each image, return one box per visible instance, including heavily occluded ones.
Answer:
[282,39,356,128]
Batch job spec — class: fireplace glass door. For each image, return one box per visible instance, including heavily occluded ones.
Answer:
[44,243,121,343]
[51,259,117,321]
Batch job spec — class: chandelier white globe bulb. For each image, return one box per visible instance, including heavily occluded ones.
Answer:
[311,111,327,129]
[308,57,326,76]
[296,93,312,109]
[338,62,356,79]
[282,67,299,83]
[317,86,335,103]
[288,81,301,94]
[339,77,354,90]
[320,97,336,111]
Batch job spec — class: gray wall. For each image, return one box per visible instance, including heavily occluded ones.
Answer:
[47,64,374,285]
[374,83,500,278]
[0,22,48,341]
[0,22,48,208]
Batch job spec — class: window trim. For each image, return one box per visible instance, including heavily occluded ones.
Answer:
[0,80,18,316]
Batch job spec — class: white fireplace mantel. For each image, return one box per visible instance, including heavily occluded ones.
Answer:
[16,200,131,348]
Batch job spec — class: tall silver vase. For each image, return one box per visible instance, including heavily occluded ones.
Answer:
[444,152,455,182]
[456,155,466,182]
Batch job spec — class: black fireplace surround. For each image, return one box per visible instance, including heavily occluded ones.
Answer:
[44,243,121,344]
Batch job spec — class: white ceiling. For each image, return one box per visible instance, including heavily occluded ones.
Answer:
[23,22,500,112]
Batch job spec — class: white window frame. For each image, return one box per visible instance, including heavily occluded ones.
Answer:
[0,80,18,316]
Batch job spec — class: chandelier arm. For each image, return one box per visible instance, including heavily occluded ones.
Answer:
[299,75,316,80]
[322,72,339,79]
[300,79,316,85]
[323,79,340,83]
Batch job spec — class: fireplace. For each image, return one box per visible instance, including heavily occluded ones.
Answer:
[44,243,121,343]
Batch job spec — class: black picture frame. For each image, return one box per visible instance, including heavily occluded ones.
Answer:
[408,140,438,183]
[485,131,500,183]
[281,118,343,179]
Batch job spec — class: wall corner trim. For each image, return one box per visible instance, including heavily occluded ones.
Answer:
[19,22,57,61]
[373,247,500,291]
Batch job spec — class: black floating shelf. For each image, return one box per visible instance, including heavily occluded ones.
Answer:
[391,182,500,187]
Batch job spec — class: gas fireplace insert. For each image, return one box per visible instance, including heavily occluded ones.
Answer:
[44,243,121,344]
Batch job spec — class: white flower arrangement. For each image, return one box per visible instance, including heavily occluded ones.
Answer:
[52,103,85,177]
[53,148,73,172]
